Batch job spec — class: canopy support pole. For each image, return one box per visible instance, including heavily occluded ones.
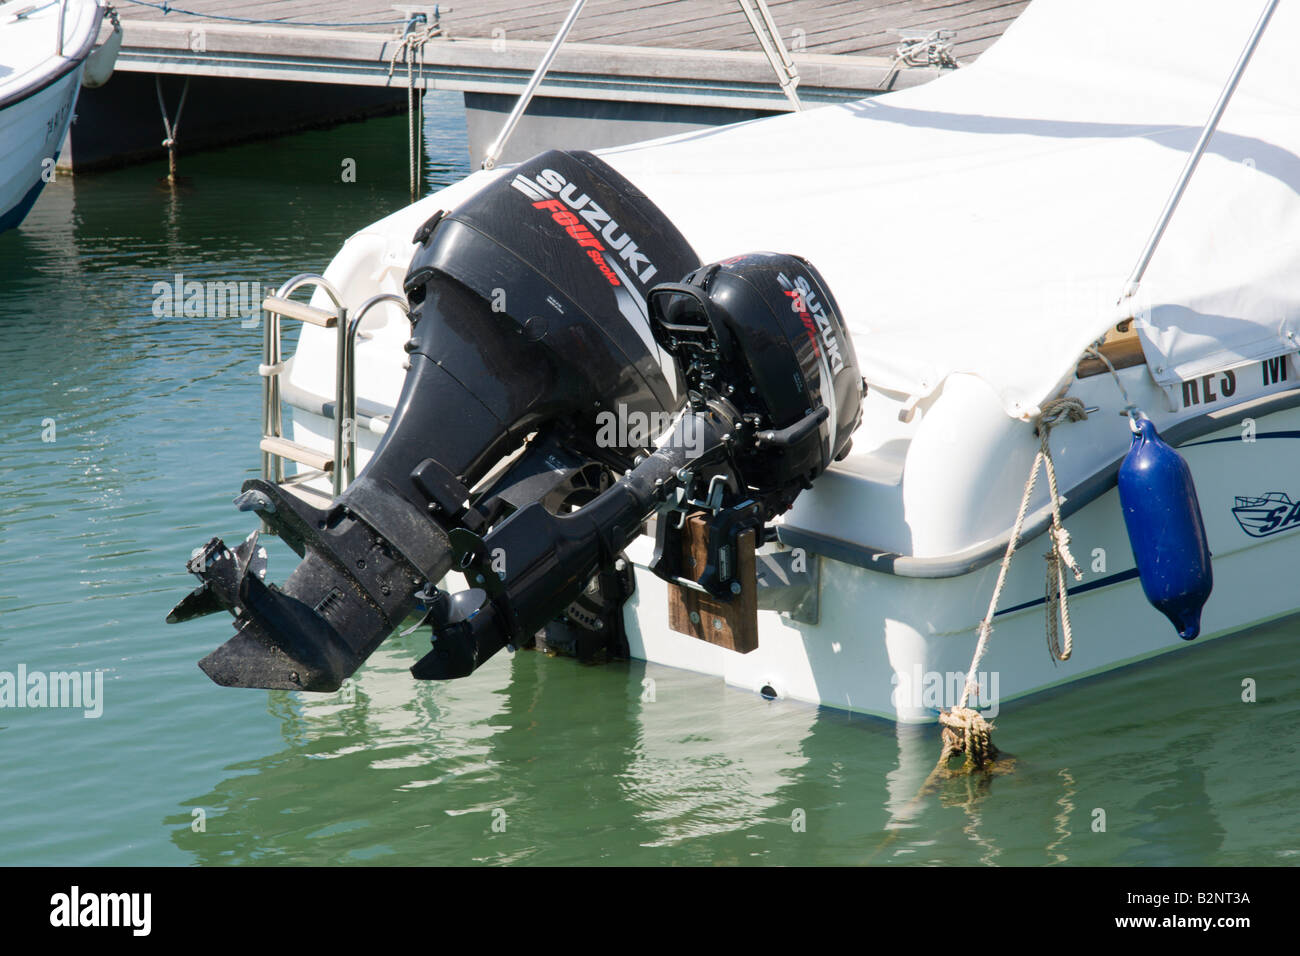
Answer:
[480,0,587,170]
[1119,0,1279,308]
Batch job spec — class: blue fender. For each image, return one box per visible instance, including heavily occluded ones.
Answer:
[1117,417,1213,640]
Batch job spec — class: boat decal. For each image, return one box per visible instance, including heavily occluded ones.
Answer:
[1230,491,1300,538]
[43,85,75,150]
[1180,430,1300,449]
[510,169,659,285]
[1179,355,1292,409]
[597,253,663,367]
[777,270,839,435]
[776,272,845,374]
[1180,368,1237,408]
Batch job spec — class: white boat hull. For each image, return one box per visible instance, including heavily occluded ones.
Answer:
[0,65,82,232]
[0,0,104,233]
[626,410,1300,723]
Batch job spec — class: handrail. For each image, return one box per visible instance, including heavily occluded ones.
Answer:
[260,280,407,502]
[480,0,587,170]
[341,293,409,487]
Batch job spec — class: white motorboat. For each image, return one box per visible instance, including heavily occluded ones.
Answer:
[173,0,1300,724]
[0,0,113,234]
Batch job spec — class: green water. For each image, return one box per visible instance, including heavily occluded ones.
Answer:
[0,93,1296,866]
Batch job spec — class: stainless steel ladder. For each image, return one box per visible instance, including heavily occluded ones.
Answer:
[259,276,408,506]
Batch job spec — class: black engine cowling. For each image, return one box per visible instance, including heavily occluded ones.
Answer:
[649,252,863,494]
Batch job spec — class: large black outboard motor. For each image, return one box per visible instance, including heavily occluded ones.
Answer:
[170,150,864,692]
[170,150,696,690]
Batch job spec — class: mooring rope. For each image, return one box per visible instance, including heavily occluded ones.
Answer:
[1038,398,1088,662]
[154,74,190,184]
[863,396,1090,862]
[1085,343,1140,421]
[964,396,1087,692]
[386,18,440,201]
[933,395,1089,775]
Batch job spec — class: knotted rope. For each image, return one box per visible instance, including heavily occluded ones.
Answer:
[154,74,190,184]
[1038,398,1088,661]
[864,394,1096,868]
[938,706,998,768]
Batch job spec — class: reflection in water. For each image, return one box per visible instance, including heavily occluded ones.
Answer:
[170,641,522,865]
[170,647,822,865]
[620,662,816,853]
[1046,769,1076,865]
[168,614,1299,866]
[1115,753,1226,866]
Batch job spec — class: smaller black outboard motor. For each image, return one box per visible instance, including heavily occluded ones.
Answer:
[169,146,863,692]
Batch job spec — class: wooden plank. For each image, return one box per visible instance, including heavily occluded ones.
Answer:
[815,5,1027,58]
[262,295,337,327]
[260,436,334,472]
[1076,325,1148,378]
[122,0,410,23]
[667,516,759,655]
[798,0,1027,50]
[573,0,1004,52]
[118,23,916,88]
[109,0,1028,112]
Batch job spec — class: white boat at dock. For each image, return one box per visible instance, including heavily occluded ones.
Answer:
[172,0,1300,724]
[0,0,116,233]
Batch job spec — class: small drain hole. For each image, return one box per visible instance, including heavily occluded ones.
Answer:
[759,684,778,701]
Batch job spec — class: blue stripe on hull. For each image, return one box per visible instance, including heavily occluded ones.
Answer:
[1181,430,1300,447]
[994,567,1141,617]
[0,176,48,235]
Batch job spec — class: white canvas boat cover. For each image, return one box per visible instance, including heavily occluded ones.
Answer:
[600,0,1300,419]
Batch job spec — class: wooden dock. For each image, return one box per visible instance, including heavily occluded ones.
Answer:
[113,1,1030,63]
[76,1,1031,169]
[110,0,1032,111]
